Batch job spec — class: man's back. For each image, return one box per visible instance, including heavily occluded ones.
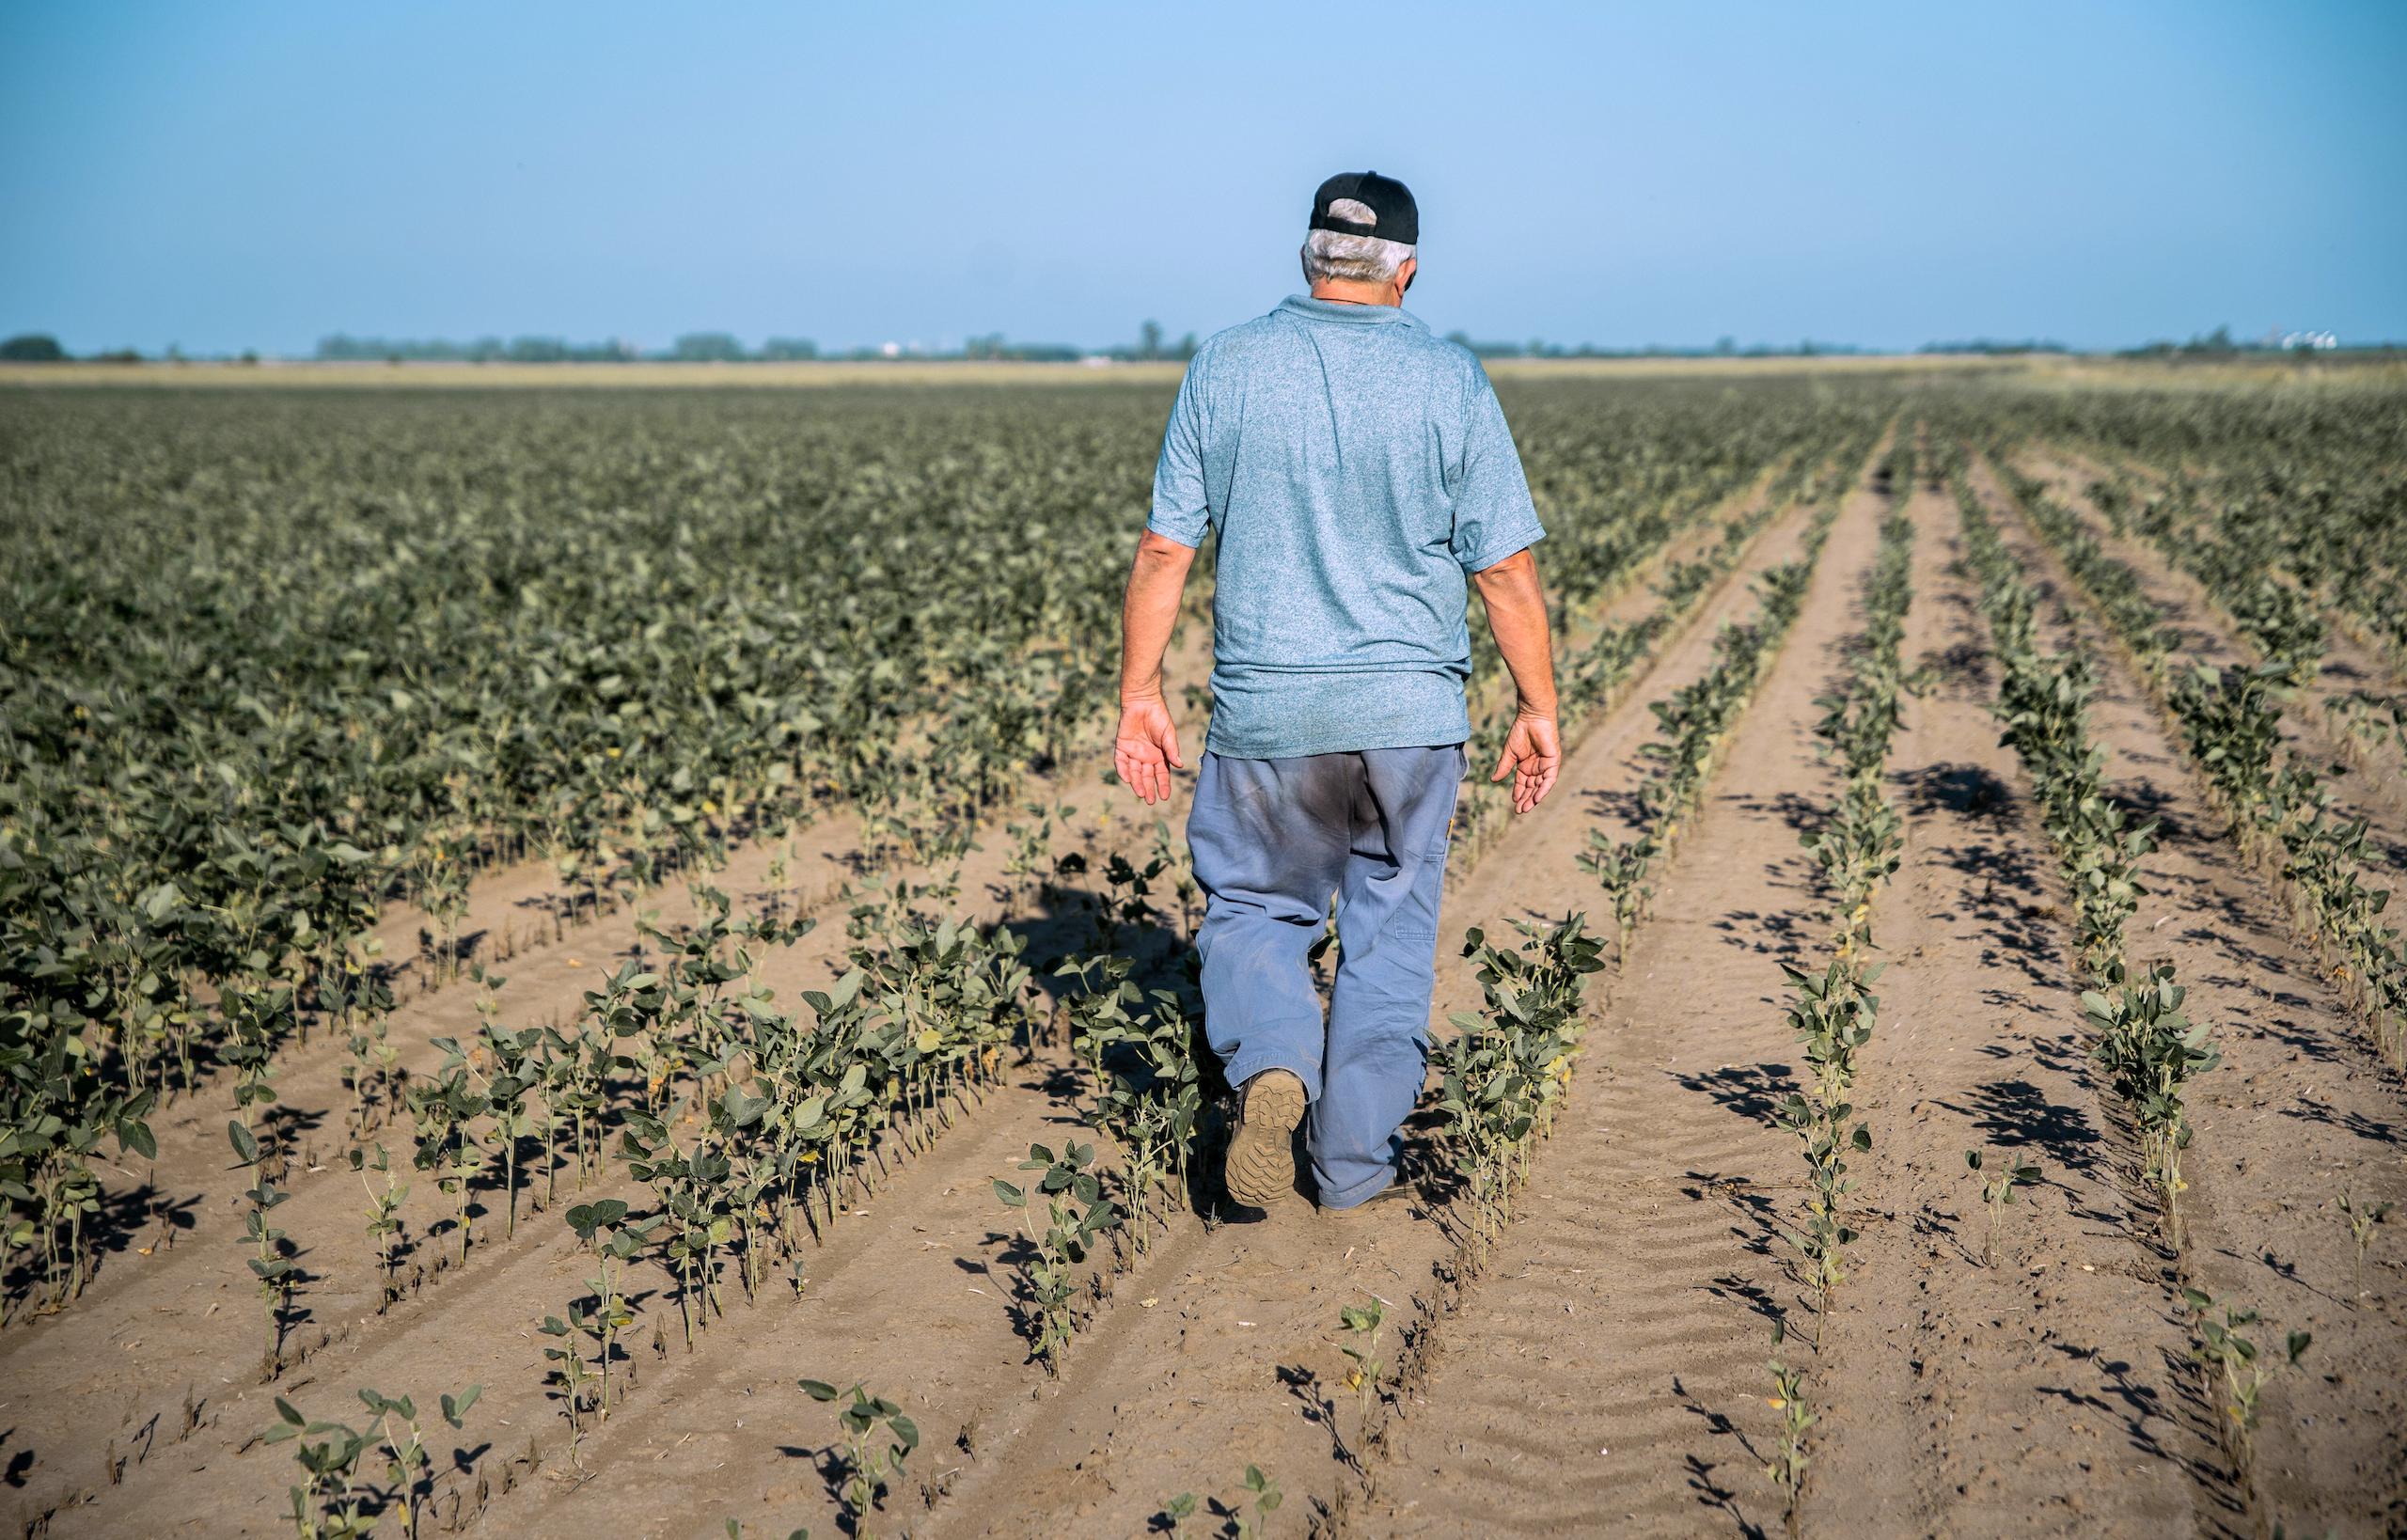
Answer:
[1111,167,1561,1218]
[1147,295,1544,760]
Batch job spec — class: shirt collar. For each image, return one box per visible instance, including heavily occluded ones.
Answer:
[1276,293,1429,330]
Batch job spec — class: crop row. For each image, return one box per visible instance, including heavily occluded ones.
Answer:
[2082,472,2330,686]
[1952,471,2211,1220]
[1576,502,1837,965]
[1454,406,1890,856]
[1757,458,1916,1518]
[1948,466,2321,1500]
[1989,464,2406,1068]
[1328,477,1856,1527]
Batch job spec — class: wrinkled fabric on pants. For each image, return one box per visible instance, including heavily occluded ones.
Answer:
[1185,744,1465,1208]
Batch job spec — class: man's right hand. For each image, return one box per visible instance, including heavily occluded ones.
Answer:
[1114,696,1186,806]
[1491,710,1561,814]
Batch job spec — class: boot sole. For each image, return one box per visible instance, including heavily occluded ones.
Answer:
[1224,1074,1307,1206]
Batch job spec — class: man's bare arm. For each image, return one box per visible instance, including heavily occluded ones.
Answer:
[1471,547,1560,813]
[1114,529,1199,805]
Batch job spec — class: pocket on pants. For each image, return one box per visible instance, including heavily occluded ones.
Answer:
[1427,750,1467,858]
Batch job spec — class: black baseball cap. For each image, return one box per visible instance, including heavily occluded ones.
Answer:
[1310,170,1418,246]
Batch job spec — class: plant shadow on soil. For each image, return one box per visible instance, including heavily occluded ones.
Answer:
[2278,1098,2398,1147]
[2210,1244,2351,1312]
[1708,909,1809,955]
[2032,1340,2226,1491]
[1673,1383,1772,1540]
[14,1073,342,1308]
[1680,1450,1770,1540]
[1275,1361,1356,1474]
[4,1181,204,1310]
[1940,1075,2107,1177]
[1736,790,1826,837]
[1907,811,2069,992]
[1672,1062,1799,1128]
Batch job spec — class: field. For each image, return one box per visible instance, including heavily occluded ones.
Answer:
[2,363,2403,1539]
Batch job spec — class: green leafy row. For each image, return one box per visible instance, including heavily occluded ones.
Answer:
[1951,473,2216,1239]
[1995,467,2405,1067]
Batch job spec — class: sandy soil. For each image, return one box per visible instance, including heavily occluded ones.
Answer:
[8,432,2404,1540]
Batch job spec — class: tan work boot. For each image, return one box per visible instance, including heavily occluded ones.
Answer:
[1224,1069,1307,1207]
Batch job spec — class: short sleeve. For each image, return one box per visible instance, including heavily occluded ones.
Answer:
[1145,359,1210,547]
[1449,369,1546,573]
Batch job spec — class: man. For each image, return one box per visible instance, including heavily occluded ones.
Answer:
[1113,169,1560,1214]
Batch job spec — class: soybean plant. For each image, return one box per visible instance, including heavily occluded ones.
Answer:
[1575,833,1654,966]
[1763,1319,1813,1518]
[2182,1290,2309,1470]
[230,1122,297,1375]
[1774,1089,1866,1330]
[1174,1468,1283,1538]
[474,1022,543,1234]
[1776,958,1879,1328]
[4,1053,156,1313]
[1783,957,1880,1109]
[1339,1298,1388,1427]
[2083,966,2218,1243]
[1963,1148,2040,1267]
[404,1049,489,1264]
[349,1143,408,1309]
[797,1379,919,1538]
[1066,959,1204,1249]
[555,1199,653,1424]
[261,1383,479,1540]
[342,1002,401,1139]
[1156,817,1201,935]
[2335,1190,2391,1301]
[538,1022,611,1196]
[1436,918,1606,1265]
[1095,850,1170,951]
[995,1141,1121,1373]
[1230,1465,1282,1539]
[537,1297,600,1460]
[1156,1491,1200,1536]
[621,1106,736,1348]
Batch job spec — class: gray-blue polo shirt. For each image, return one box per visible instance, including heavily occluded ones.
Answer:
[1146,294,1546,760]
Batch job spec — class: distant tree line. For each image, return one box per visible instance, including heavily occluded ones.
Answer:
[317,335,640,362]
[2,334,255,364]
[1441,331,1869,360]
[2,334,67,362]
[1917,338,2069,355]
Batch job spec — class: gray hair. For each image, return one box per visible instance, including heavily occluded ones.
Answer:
[1299,196,1417,286]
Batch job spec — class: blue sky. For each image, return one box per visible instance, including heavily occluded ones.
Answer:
[4,1,2401,354]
